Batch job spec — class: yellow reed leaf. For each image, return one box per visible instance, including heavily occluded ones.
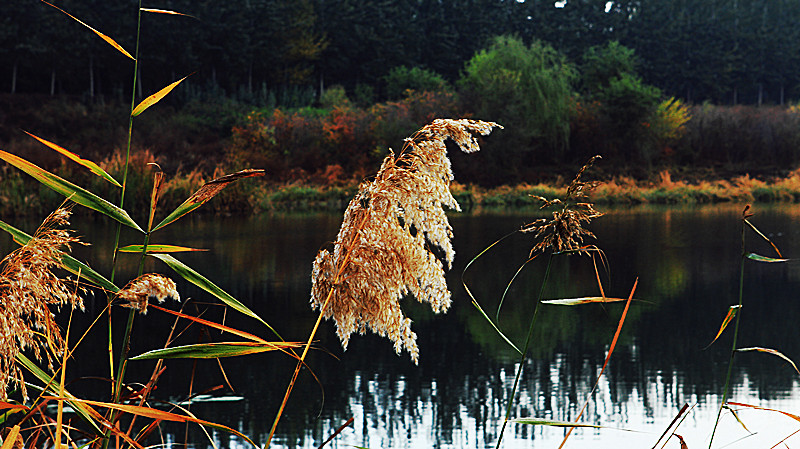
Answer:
[705,305,741,349]
[40,1,134,60]
[132,75,190,116]
[24,130,121,187]
[737,347,800,375]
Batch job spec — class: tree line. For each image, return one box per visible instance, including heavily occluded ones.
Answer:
[3,0,800,106]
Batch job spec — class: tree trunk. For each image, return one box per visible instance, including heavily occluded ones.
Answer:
[780,85,785,105]
[51,67,56,96]
[11,60,17,94]
[757,83,763,106]
[89,54,95,98]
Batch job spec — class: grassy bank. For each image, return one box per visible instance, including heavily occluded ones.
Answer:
[5,166,800,218]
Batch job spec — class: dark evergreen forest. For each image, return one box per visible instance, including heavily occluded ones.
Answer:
[3,0,799,106]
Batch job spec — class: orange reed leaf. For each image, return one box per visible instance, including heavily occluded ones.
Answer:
[559,277,637,449]
[705,305,741,349]
[727,402,800,424]
[542,297,630,306]
[140,7,195,18]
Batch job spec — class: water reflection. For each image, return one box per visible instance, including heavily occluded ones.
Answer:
[3,204,800,448]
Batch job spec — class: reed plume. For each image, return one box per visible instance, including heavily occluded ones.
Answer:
[0,207,85,400]
[521,155,603,255]
[310,119,499,363]
[117,273,180,314]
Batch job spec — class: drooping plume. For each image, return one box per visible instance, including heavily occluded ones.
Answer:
[310,119,499,363]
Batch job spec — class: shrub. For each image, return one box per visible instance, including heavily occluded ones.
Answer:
[458,35,576,172]
[383,66,451,100]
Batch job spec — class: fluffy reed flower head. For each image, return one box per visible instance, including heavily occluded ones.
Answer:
[522,155,603,255]
[0,207,85,400]
[311,119,500,364]
[116,273,180,314]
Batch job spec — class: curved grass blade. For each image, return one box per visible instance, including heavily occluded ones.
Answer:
[727,401,800,423]
[118,244,208,253]
[543,297,630,306]
[744,218,783,258]
[0,219,119,293]
[461,230,522,354]
[43,397,258,448]
[0,150,143,232]
[40,0,134,60]
[151,169,265,231]
[745,253,789,263]
[23,131,121,187]
[737,347,800,375]
[132,75,190,117]
[722,403,751,433]
[151,254,276,334]
[16,354,102,435]
[130,341,303,360]
[704,305,741,349]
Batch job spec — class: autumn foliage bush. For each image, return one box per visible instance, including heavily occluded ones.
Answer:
[229,89,462,182]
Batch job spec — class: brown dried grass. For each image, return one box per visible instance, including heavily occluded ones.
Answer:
[0,207,85,400]
[310,119,499,363]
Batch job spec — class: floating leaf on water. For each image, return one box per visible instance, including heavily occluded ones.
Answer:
[542,296,630,306]
[23,131,121,187]
[736,347,800,375]
[704,305,741,349]
[745,253,789,263]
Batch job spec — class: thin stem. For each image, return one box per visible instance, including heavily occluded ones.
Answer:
[496,253,554,448]
[266,212,368,448]
[102,3,142,448]
[709,216,747,447]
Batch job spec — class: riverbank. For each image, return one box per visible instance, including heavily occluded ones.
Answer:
[3,167,800,219]
[256,169,800,212]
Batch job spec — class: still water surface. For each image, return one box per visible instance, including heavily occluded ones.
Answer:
[6,203,800,448]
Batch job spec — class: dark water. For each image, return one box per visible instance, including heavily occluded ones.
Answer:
[4,204,800,448]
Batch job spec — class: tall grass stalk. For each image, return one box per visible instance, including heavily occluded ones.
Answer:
[496,253,552,447]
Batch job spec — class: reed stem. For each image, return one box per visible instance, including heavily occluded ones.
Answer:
[496,253,553,448]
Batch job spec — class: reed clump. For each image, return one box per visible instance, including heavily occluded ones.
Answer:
[0,207,84,400]
[310,119,499,363]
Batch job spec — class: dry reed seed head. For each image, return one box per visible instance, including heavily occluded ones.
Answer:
[0,207,85,401]
[311,119,500,364]
[116,273,180,314]
[522,156,604,255]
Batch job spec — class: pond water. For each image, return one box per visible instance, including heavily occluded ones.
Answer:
[4,203,800,448]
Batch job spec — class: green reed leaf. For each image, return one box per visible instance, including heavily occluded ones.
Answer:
[131,75,190,117]
[118,244,208,253]
[0,219,119,293]
[542,297,630,306]
[16,353,102,435]
[23,131,121,187]
[151,254,275,333]
[0,150,143,232]
[40,0,134,60]
[737,347,800,375]
[131,342,303,360]
[512,418,631,430]
[745,253,789,263]
[152,169,265,231]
